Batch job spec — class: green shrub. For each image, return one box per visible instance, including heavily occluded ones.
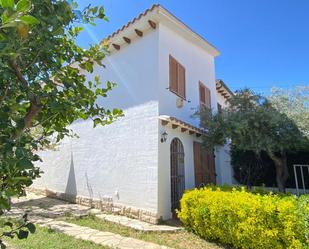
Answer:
[178,187,309,249]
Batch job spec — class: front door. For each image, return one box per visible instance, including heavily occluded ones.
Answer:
[170,138,185,214]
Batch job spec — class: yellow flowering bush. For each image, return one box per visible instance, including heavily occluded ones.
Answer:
[178,187,309,249]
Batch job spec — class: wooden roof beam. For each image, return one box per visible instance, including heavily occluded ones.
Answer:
[161,120,169,126]
[148,20,156,29]
[172,124,179,129]
[135,29,143,37]
[112,44,120,50]
[181,128,188,133]
[123,37,131,44]
[189,130,195,135]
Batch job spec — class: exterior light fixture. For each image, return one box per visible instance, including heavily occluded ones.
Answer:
[161,131,168,143]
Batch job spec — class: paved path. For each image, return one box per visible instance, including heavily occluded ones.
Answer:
[9,192,91,218]
[33,217,170,249]
[7,193,175,249]
[95,213,182,232]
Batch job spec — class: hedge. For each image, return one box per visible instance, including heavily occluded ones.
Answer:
[177,187,309,249]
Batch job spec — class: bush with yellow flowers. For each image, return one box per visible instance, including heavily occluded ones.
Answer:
[177,187,309,249]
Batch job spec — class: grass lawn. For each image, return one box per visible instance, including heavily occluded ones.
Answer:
[1,223,109,249]
[64,214,229,249]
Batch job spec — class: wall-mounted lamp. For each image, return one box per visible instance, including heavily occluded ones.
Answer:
[160,131,168,143]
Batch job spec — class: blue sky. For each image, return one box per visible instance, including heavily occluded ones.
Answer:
[75,0,309,95]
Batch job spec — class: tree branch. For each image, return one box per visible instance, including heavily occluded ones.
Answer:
[24,101,42,129]
[9,59,42,129]
[9,60,29,90]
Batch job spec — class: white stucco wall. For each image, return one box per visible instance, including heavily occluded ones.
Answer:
[157,123,202,219]
[216,92,234,185]
[34,29,161,214]
[34,102,159,213]
[94,28,159,110]
[156,23,218,219]
[158,23,218,127]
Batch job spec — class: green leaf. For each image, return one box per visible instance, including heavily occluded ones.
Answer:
[112,109,121,115]
[17,230,29,239]
[1,12,8,23]
[15,147,26,158]
[98,6,104,18]
[26,223,36,234]
[16,0,31,12]
[0,33,6,41]
[0,0,14,9]
[19,15,39,25]
[18,159,33,169]
[0,198,9,209]
[93,118,101,127]
[12,176,29,182]
[3,222,13,228]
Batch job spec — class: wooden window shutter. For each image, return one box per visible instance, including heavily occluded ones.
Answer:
[169,56,177,93]
[199,82,211,108]
[199,83,206,104]
[178,63,185,98]
[169,55,186,99]
[205,87,211,108]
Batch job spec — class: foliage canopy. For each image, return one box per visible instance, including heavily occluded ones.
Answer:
[0,0,122,245]
[201,89,308,192]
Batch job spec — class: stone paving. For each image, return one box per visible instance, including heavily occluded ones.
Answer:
[9,192,91,218]
[95,213,182,232]
[33,217,171,249]
[7,193,176,249]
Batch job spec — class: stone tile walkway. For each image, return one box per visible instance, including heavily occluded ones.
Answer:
[7,193,176,249]
[95,213,182,232]
[33,217,170,249]
[10,192,91,218]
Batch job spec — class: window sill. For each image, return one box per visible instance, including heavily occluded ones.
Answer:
[169,89,186,101]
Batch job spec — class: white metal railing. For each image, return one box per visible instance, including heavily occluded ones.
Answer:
[293,164,309,195]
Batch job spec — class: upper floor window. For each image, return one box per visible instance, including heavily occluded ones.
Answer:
[169,55,186,99]
[199,81,211,109]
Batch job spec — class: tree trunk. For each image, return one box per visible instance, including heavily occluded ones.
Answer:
[267,151,289,192]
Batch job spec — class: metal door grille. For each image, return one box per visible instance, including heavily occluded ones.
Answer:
[293,164,309,195]
[170,138,185,213]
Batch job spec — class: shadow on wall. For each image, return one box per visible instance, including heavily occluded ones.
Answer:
[65,152,77,196]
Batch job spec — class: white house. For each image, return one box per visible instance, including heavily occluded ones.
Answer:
[33,4,234,223]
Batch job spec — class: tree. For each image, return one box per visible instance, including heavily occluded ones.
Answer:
[201,89,307,192]
[270,86,309,138]
[0,0,122,245]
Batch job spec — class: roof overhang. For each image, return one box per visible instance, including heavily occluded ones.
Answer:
[103,4,220,57]
[159,115,205,137]
[216,79,234,100]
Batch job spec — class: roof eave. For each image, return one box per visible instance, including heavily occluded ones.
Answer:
[158,6,220,57]
[102,4,220,57]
